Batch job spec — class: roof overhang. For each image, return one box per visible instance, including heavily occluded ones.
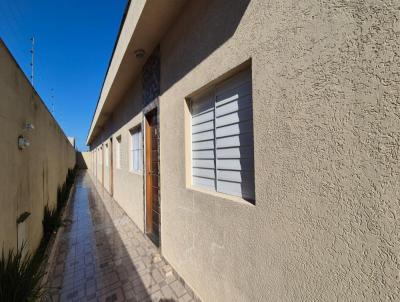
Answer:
[86,0,188,145]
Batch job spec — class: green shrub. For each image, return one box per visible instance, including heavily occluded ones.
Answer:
[65,168,75,190]
[0,243,45,302]
[44,167,78,242]
[42,206,60,242]
[57,183,67,212]
[0,167,78,301]
[56,186,62,213]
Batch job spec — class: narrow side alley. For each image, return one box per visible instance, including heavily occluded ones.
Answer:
[46,171,195,302]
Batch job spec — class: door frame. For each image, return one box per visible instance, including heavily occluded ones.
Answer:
[144,108,160,247]
[109,138,114,196]
[145,114,153,235]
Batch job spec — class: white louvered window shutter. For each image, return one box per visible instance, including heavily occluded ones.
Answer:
[105,144,109,167]
[116,136,121,169]
[215,69,255,201]
[191,68,255,202]
[191,91,216,191]
[138,129,143,171]
[133,131,139,171]
[130,130,135,171]
[130,127,143,172]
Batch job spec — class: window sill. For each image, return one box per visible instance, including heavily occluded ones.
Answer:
[129,170,143,176]
[187,185,255,206]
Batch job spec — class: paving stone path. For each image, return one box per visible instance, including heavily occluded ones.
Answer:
[45,170,196,302]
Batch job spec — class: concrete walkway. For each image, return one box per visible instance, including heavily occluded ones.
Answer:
[46,170,196,302]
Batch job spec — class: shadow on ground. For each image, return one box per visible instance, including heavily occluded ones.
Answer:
[45,171,195,301]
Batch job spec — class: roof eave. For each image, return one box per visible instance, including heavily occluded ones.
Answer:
[86,0,188,146]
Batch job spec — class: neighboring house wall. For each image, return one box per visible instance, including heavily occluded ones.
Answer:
[0,40,76,255]
[87,0,400,301]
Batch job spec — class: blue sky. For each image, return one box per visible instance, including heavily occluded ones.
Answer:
[0,0,127,150]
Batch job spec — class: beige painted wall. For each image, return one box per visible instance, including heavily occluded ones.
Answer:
[0,40,76,254]
[89,80,145,232]
[158,0,400,301]
[87,0,400,301]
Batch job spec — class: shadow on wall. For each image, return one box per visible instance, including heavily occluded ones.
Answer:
[91,0,251,145]
[161,0,251,93]
[76,152,88,169]
[90,81,143,149]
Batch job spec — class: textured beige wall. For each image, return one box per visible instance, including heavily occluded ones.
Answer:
[0,40,76,254]
[85,0,400,301]
[89,80,145,232]
[159,0,400,301]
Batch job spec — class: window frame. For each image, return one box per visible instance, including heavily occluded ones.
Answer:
[99,147,103,165]
[116,136,121,170]
[129,126,143,174]
[187,67,255,203]
[105,143,109,167]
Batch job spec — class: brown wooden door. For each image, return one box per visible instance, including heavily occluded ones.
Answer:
[110,138,114,196]
[145,110,160,247]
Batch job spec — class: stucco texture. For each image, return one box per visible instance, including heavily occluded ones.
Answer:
[159,0,400,301]
[0,40,76,254]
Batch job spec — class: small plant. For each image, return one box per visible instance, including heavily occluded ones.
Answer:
[0,243,45,302]
[42,206,60,242]
[56,186,63,213]
[56,184,67,213]
[65,168,75,190]
[43,167,78,244]
[0,167,78,301]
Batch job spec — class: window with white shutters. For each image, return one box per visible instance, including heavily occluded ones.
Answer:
[105,143,109,167]
[191,90,216,190]
[130,127,143,172]
[116,136,121,169]
[190,68,255,202]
